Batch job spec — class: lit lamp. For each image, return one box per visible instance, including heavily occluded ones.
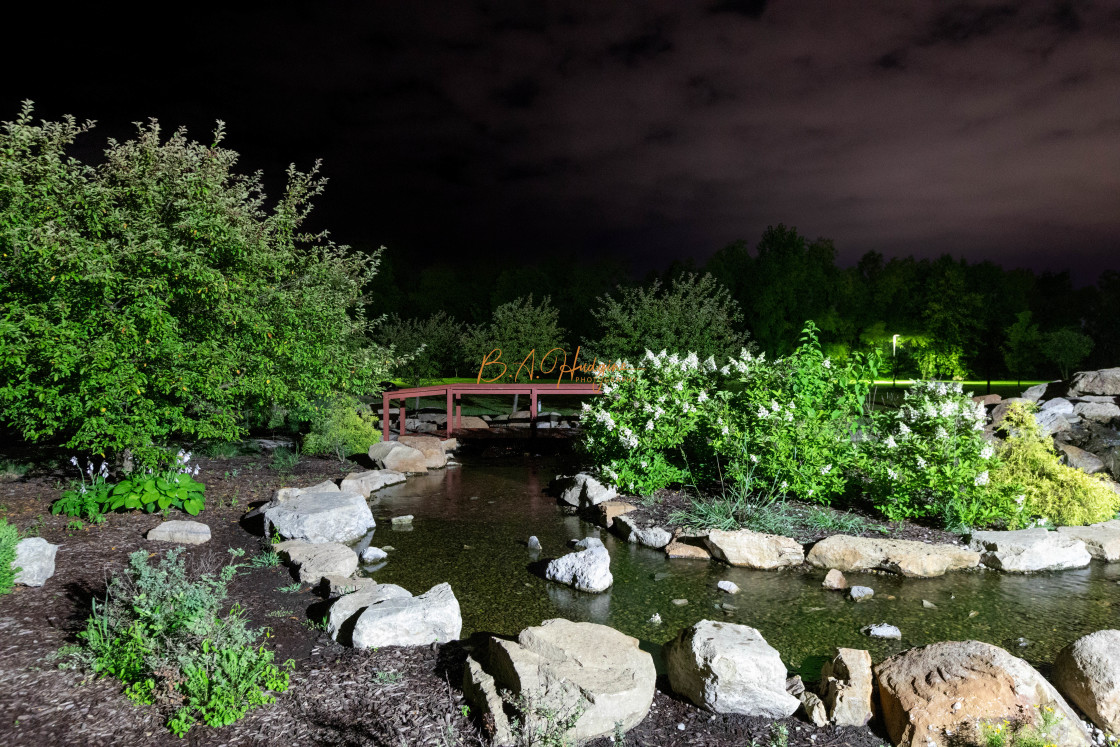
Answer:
[892,334,900,388]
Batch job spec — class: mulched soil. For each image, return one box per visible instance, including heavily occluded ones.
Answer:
[0,445,905,746]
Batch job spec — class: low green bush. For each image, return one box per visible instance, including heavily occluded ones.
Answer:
[300,394,380,462]
[712,321,879,503]
[0,518,20,595]
[992,403,1120,527]
[68,548,292,737]
[53,451,206,519]
[861,380,1017,528]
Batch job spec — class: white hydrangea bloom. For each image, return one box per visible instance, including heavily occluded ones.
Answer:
[974,471,989,486]
[645,420,654,431]
[756,405,770,419]
[980,444,994,460]
[697,390,708,403]
[822,358,831,369]
[916,456,927,469]
[820,464,832,475]
[898,422,911,436]
[885,435,898,449]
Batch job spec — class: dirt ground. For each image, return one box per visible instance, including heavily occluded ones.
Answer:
[0,448,891,747]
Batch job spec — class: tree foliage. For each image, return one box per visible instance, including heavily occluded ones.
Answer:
[590,272,749,364]
[381,311,464,383]
[1043,327,1094,380]
[0,102,392,466]
[461,294,567,380]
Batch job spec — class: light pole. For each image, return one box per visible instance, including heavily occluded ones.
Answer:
[892,334,900,389]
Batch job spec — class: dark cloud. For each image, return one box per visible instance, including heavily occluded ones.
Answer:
[2,0,1119,283]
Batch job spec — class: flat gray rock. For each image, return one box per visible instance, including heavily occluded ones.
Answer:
[351,582,463,648]
[360,546,388,563]
[12,537,58,587]
[147,520,210,545]
[614,514,672,548]
[275,540,359,584]
[327,583,412,642]
[862,623,901,639]
[1057,521,1120,562]
[339,470,406,498]
[264,491,375,544]
[968,528,1091,572]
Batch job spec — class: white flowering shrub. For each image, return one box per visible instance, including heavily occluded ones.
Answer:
[862,380,1016,527]
[580,350,718,494]
[710,323,878,503]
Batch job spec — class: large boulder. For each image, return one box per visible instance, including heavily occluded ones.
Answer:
[1053,630,1120,734]
[613,514,673,549]
[1057,443,1107,474]
[12,537,58,587]
[326,583,412,642]
[1075,402,1120,425]
[351,582,463,648]
[397,435,448,469]
[1041,397,1076,415]
[368,441,429,473]
[1070,369,1120,397]
[270,479,340,505]
[665,620,800,718]
[481,619,655,743]
[820,648,874,727]
[968,529,1091,572]
[704,529,805,569]
[807,535,979,577]
[1057,521,1120,561]
[146,520,210,545]
[557,473,617,507]
[1023,381,1065,402]
[275,540,359,584]
[463,657,514,746]
[339,469,406,498]
[875,641,1091,747]
[545,545,613,593]
[264,491,375,544]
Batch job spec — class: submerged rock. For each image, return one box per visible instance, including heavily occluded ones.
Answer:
[849,586,874,602]
[862,623,901,639]
[665,620,799,718]
[360,546,388,563]
[875,640,1091,747]
[822,569,847,590]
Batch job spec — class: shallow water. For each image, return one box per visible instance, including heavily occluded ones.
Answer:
[354,457,1120,674]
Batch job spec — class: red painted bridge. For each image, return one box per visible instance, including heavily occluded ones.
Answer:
[381,382,601,439]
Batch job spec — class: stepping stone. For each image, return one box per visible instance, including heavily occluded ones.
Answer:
[275,540,359,584]
[147,520,210,545]
[264,492,375,544]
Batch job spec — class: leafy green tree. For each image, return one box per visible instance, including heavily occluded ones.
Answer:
[0,103,392,467]
[590,272,749,363]
[1002,311,1042,386]
[1043,327,1094,380]
[381,311,465,384]
[461,294,567,382]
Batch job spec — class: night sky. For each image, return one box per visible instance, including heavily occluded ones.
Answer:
[5,1,1119,282]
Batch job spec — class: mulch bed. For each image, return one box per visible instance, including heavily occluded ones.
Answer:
[634,488,964,546]
[0,446,900,746]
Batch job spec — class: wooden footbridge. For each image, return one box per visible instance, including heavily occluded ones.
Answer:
[381,382,601,439]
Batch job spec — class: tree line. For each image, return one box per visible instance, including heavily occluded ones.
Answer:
[367,224,1116,385]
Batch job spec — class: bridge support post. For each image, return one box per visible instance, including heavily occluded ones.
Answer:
[446,388,453,435]
[382,392,390,442]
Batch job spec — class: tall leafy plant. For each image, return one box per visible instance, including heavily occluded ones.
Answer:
[0,102,392,468]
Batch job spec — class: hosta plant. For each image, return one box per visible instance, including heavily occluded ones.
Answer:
[109,450,206,515]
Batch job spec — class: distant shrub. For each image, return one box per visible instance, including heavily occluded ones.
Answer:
[591,272,749,364]
[301,395,380,462]
[0,518,19,595]
[991,403,1120,527]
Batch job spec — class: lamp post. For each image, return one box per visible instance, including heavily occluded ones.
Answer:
[892,334,900,389]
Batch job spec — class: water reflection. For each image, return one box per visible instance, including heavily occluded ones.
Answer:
[359,456,1120,668]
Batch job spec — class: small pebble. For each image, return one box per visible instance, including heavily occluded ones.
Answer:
[717,580,740,594]
[678,723,685,731]
[649,613,662,624]
[391,514,413,525]
[671,599,688,606]
[969,610,979,617]
[527,536,542,551]
[922,599,937,609]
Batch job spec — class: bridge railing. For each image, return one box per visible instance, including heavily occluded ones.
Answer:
[380,382,601,439]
